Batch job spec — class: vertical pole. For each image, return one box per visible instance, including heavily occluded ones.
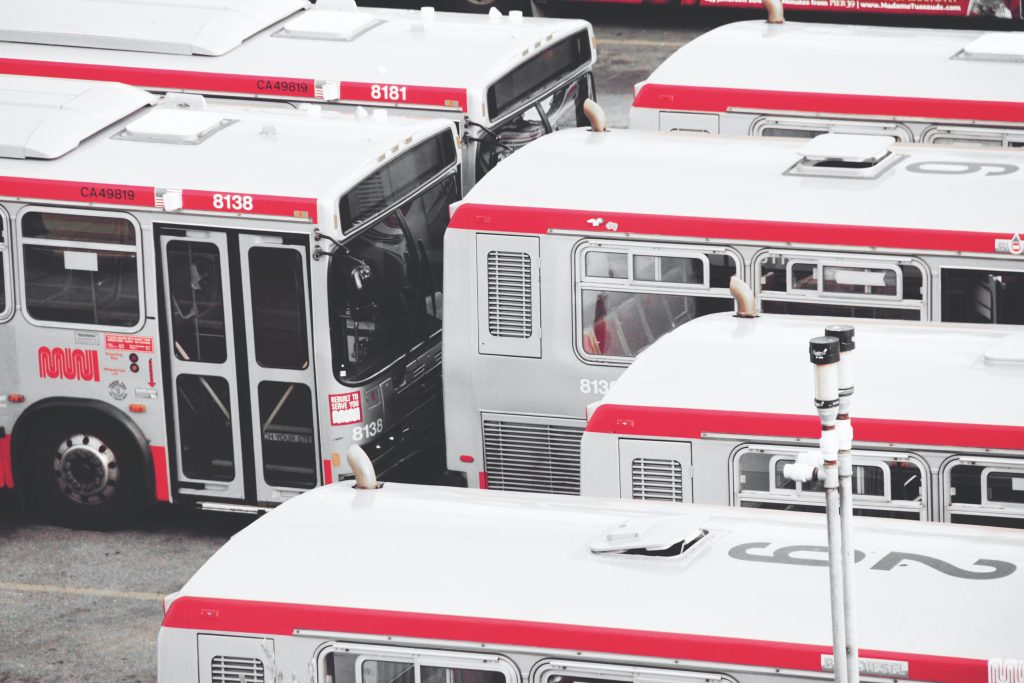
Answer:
[809,336,847,683]
[826,325,860,683]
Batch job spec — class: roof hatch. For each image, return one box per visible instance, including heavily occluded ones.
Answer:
[275,10,384,42]
[0,0,305,56]
[0,76,155,160]
[786,133,900,180]
[590,516,708,556]
[115,108,234,145]
[958,33,1024,63]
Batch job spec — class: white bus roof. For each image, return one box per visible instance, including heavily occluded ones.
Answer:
[163,482,1024,679]
[587,313,1023,450]
[632,21,1024,119]
[449,128,1023,256]
[0,2,593,116]
[0,76,456,228]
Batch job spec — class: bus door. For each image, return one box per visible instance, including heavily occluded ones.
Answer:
[159,229,318,504]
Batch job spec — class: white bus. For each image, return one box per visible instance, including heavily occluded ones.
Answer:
[581,312,1024,528]
[158,481,1024,682]
[442,128,1024,490]
[0,0,596,191]
[630,20,1024,147]
[0,76,461,527]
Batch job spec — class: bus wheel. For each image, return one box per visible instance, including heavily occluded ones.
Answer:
[25,415,145,529]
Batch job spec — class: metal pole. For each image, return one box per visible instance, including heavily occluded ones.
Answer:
[809,336,847,683]
[826,325,860,683]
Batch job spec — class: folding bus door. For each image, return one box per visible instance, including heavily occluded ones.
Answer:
[237,234,319,503]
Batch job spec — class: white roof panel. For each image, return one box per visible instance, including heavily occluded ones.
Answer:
[0,76,155,159]
[593,313,1023,430]
[0,0,306,56]
[638,21,1024,105]
[961,32,1024,62]
[168,483,1024,667]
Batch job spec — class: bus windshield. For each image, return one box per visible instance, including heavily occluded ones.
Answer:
[328,173,457,384]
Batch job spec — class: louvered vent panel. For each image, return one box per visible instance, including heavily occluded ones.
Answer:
[632,458,685,502]
[483,420,583,495]
[487,250,532,338]
[211,656,265,683]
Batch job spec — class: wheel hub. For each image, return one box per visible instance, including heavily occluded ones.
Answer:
[54,434,119,505]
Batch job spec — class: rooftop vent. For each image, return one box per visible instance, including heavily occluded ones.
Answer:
[590,516,708,556]
[0,0,305,56]
[786,133,901,180]
[275,10,384,41]
[984,334,1024,365]
[115,109,233,145]
[958,33,1024,63]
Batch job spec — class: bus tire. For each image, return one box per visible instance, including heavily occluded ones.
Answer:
[23,413,145,529]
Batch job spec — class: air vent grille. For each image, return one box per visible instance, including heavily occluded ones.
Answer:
[211,655,265,683]
[632,458,685,502]
[487,250,533,338]
[483,419,583,495]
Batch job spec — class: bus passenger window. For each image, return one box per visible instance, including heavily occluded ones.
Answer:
[0,225,7,318]
[946,459,1024,529]
[166,241,227,364]
[577,247,736,360]
[941,268,1024,325]
[21,211,140,327]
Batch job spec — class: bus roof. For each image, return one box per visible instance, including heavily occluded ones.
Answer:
[0,2,593,116]
[632,21,1024,118]
[586,313,1023,450]
[0,76,456,227]
[163,482,1024,680]
[449,128,1024,255]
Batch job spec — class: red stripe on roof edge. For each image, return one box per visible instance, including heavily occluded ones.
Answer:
[161,597,988,682]
[0,58,469,112]
[632,84,1024,123]
[447,204,1012,256]
[586,405,1024,451]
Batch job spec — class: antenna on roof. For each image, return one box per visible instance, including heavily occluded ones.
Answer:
[763,0,785,23]
[583,99,608,133]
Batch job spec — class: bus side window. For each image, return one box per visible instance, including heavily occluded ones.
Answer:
[20,210,141,328]
[325,649,515,683]
[755,251,926,321]
[576,243,737,361]
[0,213,9,321]
[944,457,1024,529]
[535,660,734,683]
[941,268,1024,325]
[733,446,927,520]
[752,117,913,142]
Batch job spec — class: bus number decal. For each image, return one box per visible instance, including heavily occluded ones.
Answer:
[353,419,384,442]
[580,379,616,395]
[255,79,311,95]
[370,84,408,102]
[80,185,136,202]
[211,194,254,212]
[329,392,363,426]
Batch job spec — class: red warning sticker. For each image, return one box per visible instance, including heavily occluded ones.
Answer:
[105,334,154,353]
[329,392,363,426]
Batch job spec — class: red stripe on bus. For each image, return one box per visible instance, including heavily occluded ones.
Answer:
[447,203,1011,256]
[161,597,988,682]
[323,458,333,486]
[180,190,317,222]
[0,176,155,207]
[586,404,1024,450]
[0,58,469,112]
[631,84,1024,123]
[0,434,13,489]
[150,446,170,503]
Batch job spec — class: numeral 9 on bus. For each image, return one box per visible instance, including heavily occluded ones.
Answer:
[370,84,407,102]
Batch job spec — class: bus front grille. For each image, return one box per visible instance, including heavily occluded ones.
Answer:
[482,418,583,495]
[211,655,265,683]
[632,458,685,502]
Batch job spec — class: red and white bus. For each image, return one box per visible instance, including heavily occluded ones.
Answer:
[442,127,1024,492]
[0,76,461,527]
[581,311,1024,528]
[0,0,596,191]
[158,481,1024,682]
[631,20,1024,143]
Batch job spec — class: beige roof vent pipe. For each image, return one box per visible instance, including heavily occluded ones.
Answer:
[583,98,608,133]
[730,276,759,318]
[763,0,785,23]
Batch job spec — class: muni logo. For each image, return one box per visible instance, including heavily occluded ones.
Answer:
[38,347,101,382]
[990,659,1024,683]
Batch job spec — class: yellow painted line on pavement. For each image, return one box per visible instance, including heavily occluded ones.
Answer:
[0,581,164,601]
[596,37,682,48]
